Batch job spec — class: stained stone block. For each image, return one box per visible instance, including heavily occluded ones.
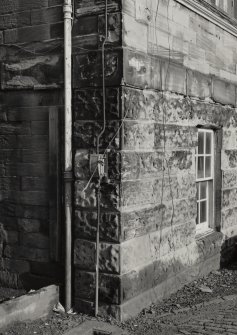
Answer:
[74,88,120,121]
[75,180,119,209]
[74,239,120,274]
[75,209,120,242]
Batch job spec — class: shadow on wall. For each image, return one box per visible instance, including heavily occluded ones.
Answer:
[220,236,237,267]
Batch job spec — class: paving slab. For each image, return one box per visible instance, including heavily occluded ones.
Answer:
[63,320,128,335]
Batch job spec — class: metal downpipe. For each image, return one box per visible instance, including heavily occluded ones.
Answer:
[63,0,73,313]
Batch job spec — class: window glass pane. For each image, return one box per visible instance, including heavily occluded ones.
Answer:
[206,132,212,154]
[200,181,207,200]
[200,201,207,223]
[205,156,212,178]
[198,131,204,154]
[198,157,204,179]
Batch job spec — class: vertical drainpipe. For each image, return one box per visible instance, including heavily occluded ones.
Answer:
[63,0,73,313]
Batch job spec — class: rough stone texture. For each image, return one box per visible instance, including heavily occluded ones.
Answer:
[0,0,64,291]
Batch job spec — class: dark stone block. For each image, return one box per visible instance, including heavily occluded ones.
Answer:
[74,88,120,120]
[73,49,122,88]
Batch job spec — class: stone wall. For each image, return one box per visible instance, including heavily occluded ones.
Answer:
[0,0,64,289]
[73,0,237,320]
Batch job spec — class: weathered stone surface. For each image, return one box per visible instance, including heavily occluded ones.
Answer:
[121,221,196,274]
[212,79,236,106]
[74,150,120,181]
[74,88,120,120]
[75,270,121,304]
[74,121,120,150]
[222,207,237,230]
[98,13,121,45]
[123,49,161,89]
[74,239,120,274]
[75,180,119,209]
[1,55,63,89]
[75,210,120,242]
[76,0,121,16]
[123,121,155,150]
[121,177,196,209]
[223,188,237,209]
[154,125,197,149]
[187,70,212,99]
[122,198,196,241]
[73,49,122,88]
[222,150,237,169]
[223,169,237,189]
[162,61,187,95]
[0,11,31,29]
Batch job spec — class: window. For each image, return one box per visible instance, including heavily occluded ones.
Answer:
[196,129,214,235]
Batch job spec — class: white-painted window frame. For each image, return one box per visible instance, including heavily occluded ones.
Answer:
[196,129,214,235]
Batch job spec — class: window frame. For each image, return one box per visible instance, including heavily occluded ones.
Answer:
[196,129,215,235]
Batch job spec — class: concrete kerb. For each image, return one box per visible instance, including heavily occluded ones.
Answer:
[0,285,59,329]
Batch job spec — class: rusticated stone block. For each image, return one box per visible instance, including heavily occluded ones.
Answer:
[74,239,96,270]
[75,210,120,242]
[75,270,121,304]
[222,207,237,230]
[75,180,119,209]
[74,88,120,120]
[121,221,196,274]
[123,121,155,150]
[74,150,120,181]
[222,150,237,169]
[1,55,63,89]
[223,188,237,209]
[74,239,120,274]
[122,149,194,180]
[123,87,159,121]
[121,197,196,240]
[72,16,98,37]
[123,49,161,90]
[98,13,121,46]
[73,49,122,88]
[74,121,120,150]
[155,125,197,149]
[223,169,237,189]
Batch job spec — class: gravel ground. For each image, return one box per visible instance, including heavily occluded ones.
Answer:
[1,263,237,335]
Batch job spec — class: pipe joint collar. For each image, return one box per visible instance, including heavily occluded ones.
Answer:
[63,4,73,14]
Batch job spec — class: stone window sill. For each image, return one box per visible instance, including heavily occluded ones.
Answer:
[175,0,237,38]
